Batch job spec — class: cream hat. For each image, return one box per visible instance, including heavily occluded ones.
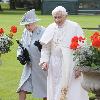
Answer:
[20,9,40,25]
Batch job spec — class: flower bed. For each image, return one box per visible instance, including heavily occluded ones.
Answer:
[70,32,100,68]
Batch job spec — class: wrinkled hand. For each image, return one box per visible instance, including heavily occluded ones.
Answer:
[41,62,48,71]
[60,87,68,100]
[74,68,81,79]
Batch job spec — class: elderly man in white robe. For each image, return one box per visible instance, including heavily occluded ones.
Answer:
[39,6,89,100]
[16,9,47,100]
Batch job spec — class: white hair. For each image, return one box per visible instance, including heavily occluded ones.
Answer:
[52,6,68,16]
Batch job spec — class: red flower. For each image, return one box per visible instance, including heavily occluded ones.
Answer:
[70,42,79,49]
[71,36,78,42]
[0,28,4,36]
[10,26,17,33]
[90,31,100,41]
[70,36,85,50]
[92,40,100,48]
[9,26,17,38]
[91,32,100,48]
[78,36,85,42]
[92,38,100,48]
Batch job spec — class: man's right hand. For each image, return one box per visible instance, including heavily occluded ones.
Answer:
[41,62,48,71]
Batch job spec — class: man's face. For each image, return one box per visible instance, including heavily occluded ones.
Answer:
[25,23,36,32]
[53,11,66,26]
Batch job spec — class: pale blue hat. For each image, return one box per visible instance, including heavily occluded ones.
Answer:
[20,9,40,25]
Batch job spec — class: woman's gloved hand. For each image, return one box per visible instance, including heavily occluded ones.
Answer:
[34,40,42,52]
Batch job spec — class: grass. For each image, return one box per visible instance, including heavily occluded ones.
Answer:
[0,10,100,100]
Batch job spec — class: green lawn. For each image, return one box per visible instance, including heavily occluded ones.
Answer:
[0,10,100,100]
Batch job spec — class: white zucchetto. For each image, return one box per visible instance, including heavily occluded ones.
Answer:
[52,6,68,16]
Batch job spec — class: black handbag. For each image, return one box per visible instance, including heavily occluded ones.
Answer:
[16,40,30,65]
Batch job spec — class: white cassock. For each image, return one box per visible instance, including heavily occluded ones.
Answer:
[40,20,89,100]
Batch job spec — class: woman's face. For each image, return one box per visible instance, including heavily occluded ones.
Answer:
[25,23,37,32]
[53,11,66,26]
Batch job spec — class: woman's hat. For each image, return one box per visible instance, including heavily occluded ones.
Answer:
[20,9,40,25]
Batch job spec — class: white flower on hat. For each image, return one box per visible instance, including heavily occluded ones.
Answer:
[52,6,68,16]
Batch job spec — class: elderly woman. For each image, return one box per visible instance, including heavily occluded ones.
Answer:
[39,6,89,100]
[16,9,47,100]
